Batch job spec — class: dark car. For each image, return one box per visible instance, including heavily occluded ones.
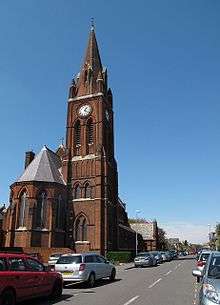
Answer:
[0,253,63,305]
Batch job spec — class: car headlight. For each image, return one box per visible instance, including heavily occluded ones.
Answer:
[203,284,220,304]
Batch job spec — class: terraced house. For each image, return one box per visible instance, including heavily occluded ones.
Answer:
[3,26,135,257]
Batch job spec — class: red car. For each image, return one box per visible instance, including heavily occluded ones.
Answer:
[0,253,63,305]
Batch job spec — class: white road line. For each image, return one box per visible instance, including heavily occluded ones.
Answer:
[123,295,140,305]
[148,278,162,289]
[164,270,172,276]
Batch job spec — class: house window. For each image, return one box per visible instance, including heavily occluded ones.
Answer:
[74,120,81,146]
[18,192,27,227]
[75,216,88,241]
[36,192,47,228]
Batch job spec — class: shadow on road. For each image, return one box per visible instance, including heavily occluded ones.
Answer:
[64,278,122,290]
[20,294,73,305]
[177,256,196,261]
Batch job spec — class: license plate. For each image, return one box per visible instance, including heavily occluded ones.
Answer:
[62,272,73,275]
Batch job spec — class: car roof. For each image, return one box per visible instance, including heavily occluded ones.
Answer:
[0,253,31,258]
[61,252,99,257]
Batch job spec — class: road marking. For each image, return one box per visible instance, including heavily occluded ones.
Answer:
[123,295,140,305]
[164,270,172,276]
[148,278,162,289]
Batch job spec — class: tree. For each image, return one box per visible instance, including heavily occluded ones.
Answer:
[215,224,220,251]
[157,227,168,250]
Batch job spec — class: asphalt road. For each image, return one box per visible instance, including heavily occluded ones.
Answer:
[21,256,197,305]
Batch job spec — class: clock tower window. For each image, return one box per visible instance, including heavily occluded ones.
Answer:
[73,184,81,200]
[74,120,81,146]
[86,118,93,144]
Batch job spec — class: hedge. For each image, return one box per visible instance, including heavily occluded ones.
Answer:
[106,251,133,264]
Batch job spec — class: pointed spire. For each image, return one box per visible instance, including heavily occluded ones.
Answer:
[76,25,104,97]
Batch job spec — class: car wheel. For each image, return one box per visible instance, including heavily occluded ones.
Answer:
[87,273,95,288]
[1,289,16,305]
[50,280,63,299]
[109,268,116,281]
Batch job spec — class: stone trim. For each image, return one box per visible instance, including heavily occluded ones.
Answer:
[68,93,103,102]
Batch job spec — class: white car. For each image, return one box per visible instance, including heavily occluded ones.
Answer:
[55,253,116,287]
[196,251,211,272]
[48,253,62,266]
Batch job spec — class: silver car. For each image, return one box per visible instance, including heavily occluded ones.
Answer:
[134,252,157,267]
[55,253,116,287]
[193,251,220,305]
[149,251,163,264]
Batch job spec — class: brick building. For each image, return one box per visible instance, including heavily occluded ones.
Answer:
[130,221,158,251]
[3,26,135,256]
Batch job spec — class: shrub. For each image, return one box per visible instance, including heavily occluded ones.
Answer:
[106,251,133,264]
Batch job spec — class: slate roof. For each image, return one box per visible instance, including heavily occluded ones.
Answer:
[130,222,157,240]
[17,146,65,185]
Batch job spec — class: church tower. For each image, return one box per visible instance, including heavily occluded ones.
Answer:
[63,26,119,254]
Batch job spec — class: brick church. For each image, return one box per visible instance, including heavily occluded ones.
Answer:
[2,26,136,256]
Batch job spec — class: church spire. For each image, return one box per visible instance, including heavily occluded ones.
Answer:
[76,25,105,97]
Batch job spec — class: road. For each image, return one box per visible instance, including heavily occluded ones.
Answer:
[21,256,197,305]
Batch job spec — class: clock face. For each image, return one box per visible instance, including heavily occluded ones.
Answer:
[78,104,92,117]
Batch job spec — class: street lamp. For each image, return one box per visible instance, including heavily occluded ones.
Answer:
[135,210,141,256]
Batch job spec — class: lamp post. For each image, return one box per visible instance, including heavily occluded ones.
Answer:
[135,210,141,256]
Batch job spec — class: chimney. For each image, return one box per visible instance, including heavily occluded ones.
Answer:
[25,151,35,169]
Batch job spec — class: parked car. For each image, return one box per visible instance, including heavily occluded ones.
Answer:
[160,251,172,262]
[48,253,62,266]
[160,252,168,262]
[134,252,157,267]
[55,253,116,287]
[149,251,163,264]
[196,251,212,274]
[192,251,220,304]
[0,252,63,305]
[169,250,178,259]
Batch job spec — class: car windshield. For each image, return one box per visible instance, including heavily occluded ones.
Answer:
[137,253,149,257]
[200,253,210,261]
[50,254,61,258]
[208,256,220,278]
[56,256,82,264]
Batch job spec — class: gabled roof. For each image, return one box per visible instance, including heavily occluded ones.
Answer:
[130,222,157,240]
[17,146,65,185]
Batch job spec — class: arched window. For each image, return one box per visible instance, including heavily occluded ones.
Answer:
[73,184,81,199]
[56,195,63,229]
[75,216,88,241]
[74,120,81,146]
[86,119,93,144]
[36,191,47,228]
[84,182,92,198]
[18,192,27,227]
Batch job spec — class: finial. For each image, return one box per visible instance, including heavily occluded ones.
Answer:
[91,17,95,31]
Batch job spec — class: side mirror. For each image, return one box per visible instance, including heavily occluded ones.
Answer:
[192,269,202,277]
[105,260,110,264]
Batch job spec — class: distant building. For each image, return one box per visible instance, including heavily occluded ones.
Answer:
[130,221,158,251]
[168,238,180,246]
[0,205,6,246]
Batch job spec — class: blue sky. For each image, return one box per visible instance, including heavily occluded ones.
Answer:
[0,0,220,243]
